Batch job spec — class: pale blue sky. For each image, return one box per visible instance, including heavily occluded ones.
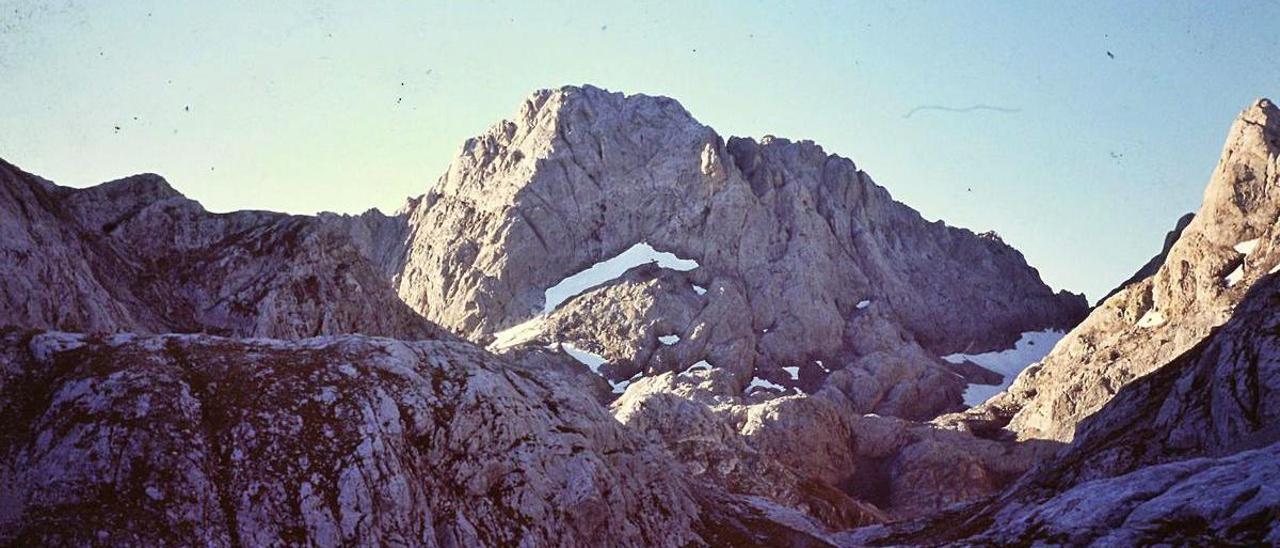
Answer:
[2,1,1278,301]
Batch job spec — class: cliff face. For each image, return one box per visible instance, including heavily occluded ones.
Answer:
[0,160,443,341]
[971,99,1280,442]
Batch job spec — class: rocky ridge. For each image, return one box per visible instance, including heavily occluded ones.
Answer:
[0,159,443,341]
[965,98,1280,442]
[5,86,1277,545]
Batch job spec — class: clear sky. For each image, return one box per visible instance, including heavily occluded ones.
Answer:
[2,1,1278,301]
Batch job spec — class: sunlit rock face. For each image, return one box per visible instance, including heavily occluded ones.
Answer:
[965,98,1280,443]
[395,84,1086,418]
[8,86,1276,546]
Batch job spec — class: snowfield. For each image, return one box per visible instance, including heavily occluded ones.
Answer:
[490,242,699,351]
[943,329,1066,407]
[543,242,699,313]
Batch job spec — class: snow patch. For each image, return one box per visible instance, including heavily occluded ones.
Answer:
[490,242,698,351]
[544,242,699,314]
[692,284,707,296]
[1225,265,1245,287]
[745,376,786,394]
[560,342,633,394]
[856,300,871,310]
[942,329,1066,407]
[559,343,606,375]
[1234,238,1261,255]
[658,334,680,345]
[1137,309,1166,328]
[815,360,828,372]
[1224,239,1261,287]
[680,360,713,376]
[782,366,799,380]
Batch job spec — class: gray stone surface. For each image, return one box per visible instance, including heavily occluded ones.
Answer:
[394,85,1086,414]
[0,329,834,547]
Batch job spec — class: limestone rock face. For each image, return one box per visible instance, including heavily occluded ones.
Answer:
[611,368,1059,525]
[0,330,835,547]
[395,84,1085,419]
[0,160,443,341]
[974,99,1280,442]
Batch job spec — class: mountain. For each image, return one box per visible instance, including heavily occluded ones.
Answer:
[395,85,1086,420]
[7,85,1275,545]
[857,265,1280,546]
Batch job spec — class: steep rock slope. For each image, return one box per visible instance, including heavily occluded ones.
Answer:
[612,368,1061,526]
[0,329,836,547]
[396,85,1086,417]
[0,160,442,341]
[972,98,1280,442]
[856,269,1280,546]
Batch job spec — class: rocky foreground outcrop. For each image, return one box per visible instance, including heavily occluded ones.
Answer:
[964,98,1280,442]
[0,329,839,546]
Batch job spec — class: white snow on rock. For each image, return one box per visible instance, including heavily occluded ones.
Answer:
[692,284,707,296]
[745,376,786,394]
[815,360,828,372]
[560,342,634,394]
[1234,238,1261,254]
[942,329,1066,407]
[1225,265,1246,287]
[1224,238,1261,287]
[658,334,680,345]
[680,360,713,376]
[782,366,799,380]
[489,242,699,351]
[560,342,607,375]
[856,300,871,310]
[544,242,699,314]
[1136,309,1166,328]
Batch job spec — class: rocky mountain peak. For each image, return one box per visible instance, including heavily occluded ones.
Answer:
[396,85,1086,425]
